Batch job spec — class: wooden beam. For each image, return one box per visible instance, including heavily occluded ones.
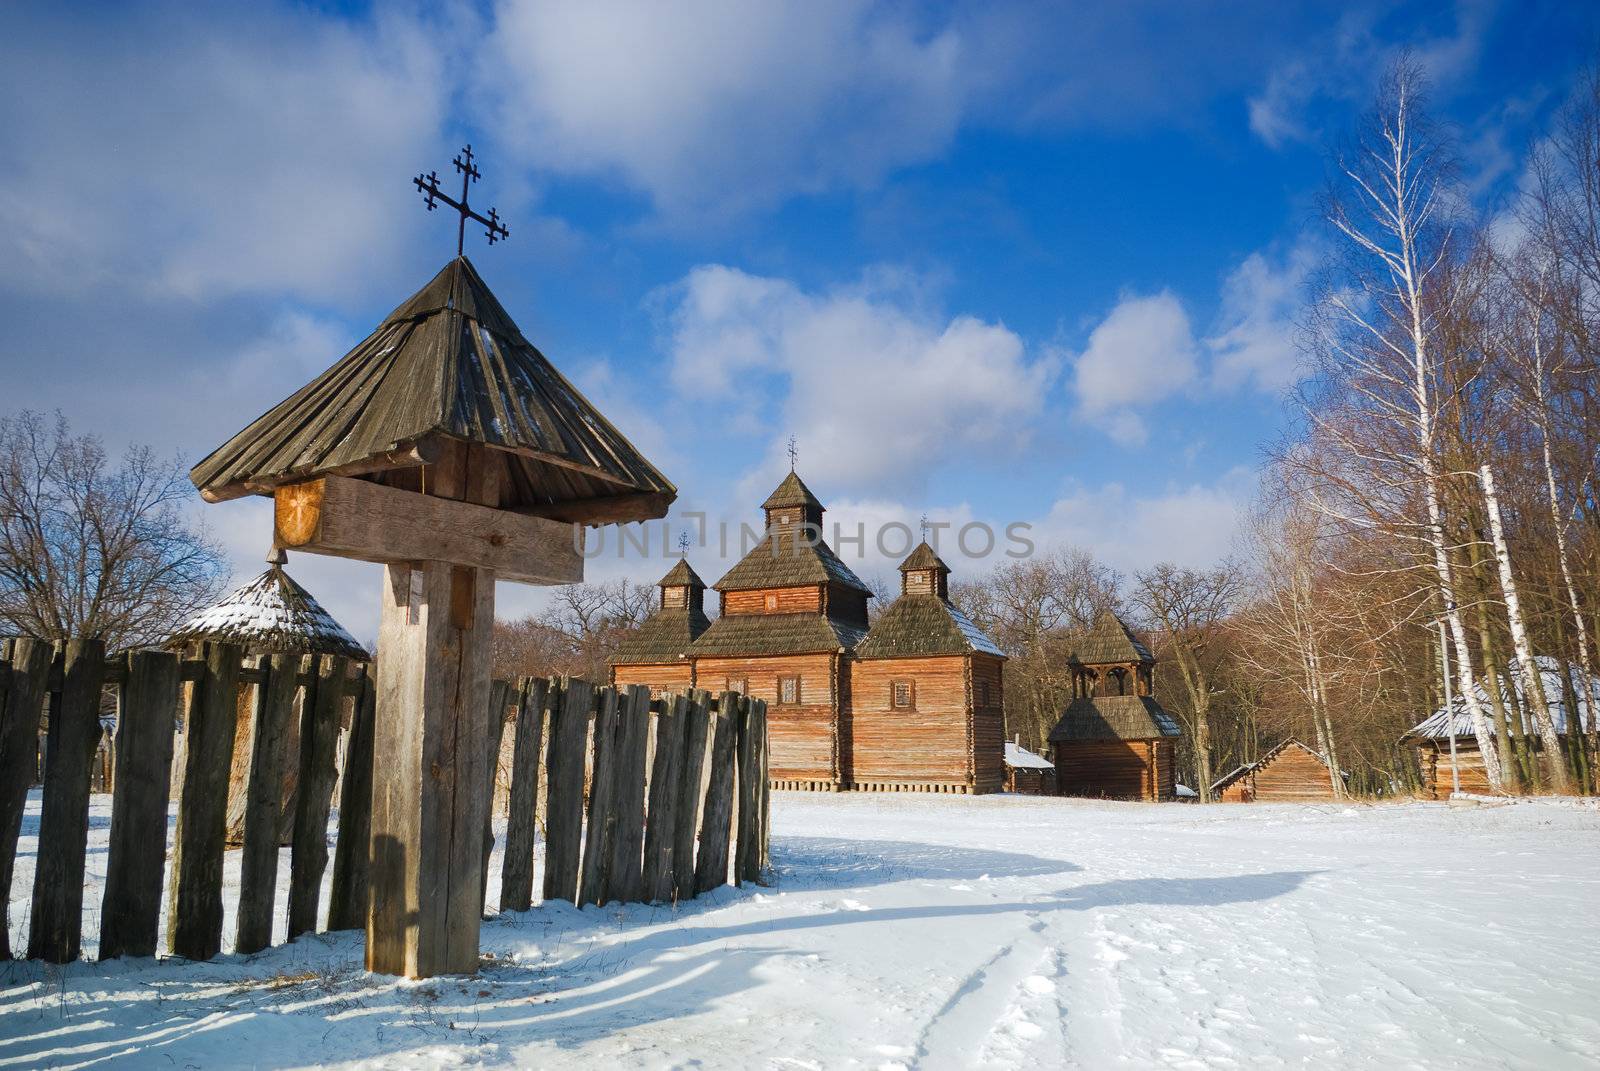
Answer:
[198,436,445,504]
[274,475,582,585]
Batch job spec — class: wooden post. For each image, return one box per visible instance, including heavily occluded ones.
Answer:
[478,679,510,914]
[694,693,739,895]
[673,689,712,901]
[100,649,180,960]
[607,684,650,904]
[541,678,589,904]
[758,700,771,872]
[167,643,241,961]
[235,652,301,953]
[327,670,377,933]
[288,654,348,939]
[367,558,495,978]
[499,676,547,913]
[643,693,687,903]
[30,640,106,962]
[578,686,621,907]
[0,641,50,960]
[734,696,762,887]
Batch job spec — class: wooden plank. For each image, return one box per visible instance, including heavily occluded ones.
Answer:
[327,671,377,933]
[478,679,511,914]
[274,475,581,585]
[167,643,242,961]
[100,649,180,960]
[606,684,651,904]
[541,678,589,904]
[734,696,763,887]
[235,653,301,953]
[0,641,51,960]
[643,693,687,903]
[499,676,547,913]
[693,693,739,895]
[367,558,496,978]
[577,686,621,907]
[673,689,712,901]
[758,700,771,872]
[288,655,348,939]
[30,640,108,962]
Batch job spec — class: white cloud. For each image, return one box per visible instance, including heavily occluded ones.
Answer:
[0,5,456,304]
[485,0,967,223]
[1205,241,1317,392]
[662,265,1058,498]
[1071,292,1198,446]
[1033,468,1254,574]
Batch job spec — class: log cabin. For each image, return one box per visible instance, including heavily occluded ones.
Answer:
[1210,739,1340,802]
[1047,612,1181,801]
[609,474,1009,792]
[1004,740,1056,795]
[850,542,1006,794]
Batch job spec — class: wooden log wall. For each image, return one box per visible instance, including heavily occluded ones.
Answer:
[0,641,770,968]
[1055,739,1169,801]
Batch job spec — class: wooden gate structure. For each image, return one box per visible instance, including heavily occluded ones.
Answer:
[0,635,769,967]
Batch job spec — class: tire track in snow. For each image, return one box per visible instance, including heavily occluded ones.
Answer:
[910,914,1056,1070]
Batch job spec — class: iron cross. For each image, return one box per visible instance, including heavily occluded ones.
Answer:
[414,144,510,256]
[786,436,799,472]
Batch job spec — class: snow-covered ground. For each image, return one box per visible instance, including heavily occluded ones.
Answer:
[2,791,1598,1069]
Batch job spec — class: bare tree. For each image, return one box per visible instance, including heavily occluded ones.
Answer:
[0,411,228,650]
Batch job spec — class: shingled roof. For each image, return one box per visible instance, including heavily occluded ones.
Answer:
[1047,695,1181,742]
[190,256,674,525]
[714,528,870,593]
[610,559,711,664]
[687,612,867,658]
[762,471,823,511]
[167,565,368,661]
[1068,612,1154,665]
[899,542,950,574]
[856,595,1004,659]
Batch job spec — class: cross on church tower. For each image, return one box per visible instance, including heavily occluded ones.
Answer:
[414,144,510,256]
[786,436,798,472]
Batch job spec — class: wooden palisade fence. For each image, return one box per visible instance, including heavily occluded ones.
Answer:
[0,637,769,967]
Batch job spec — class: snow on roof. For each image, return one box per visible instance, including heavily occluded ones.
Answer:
[1404,656,1597,740]
[1175,783,1198,798]
[1005,741,1054,770]
[167,565,368,660]
[947,603,1004,657]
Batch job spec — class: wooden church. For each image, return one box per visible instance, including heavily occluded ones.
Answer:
[1047,612,1182,801]
[612,472,1006,793]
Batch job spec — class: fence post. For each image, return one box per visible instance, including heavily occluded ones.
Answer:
[734,696,765,887]
[673,689,712,901]
[100,649,180,960]
[167,642,241,960]
[234,653,300,953]
[478,679,511,914]
[606,685,650,904]
[327,669,376,933]
[288,654,348,939]
[0,639,52,960]
[693,693,739,895]
[541,678,589,904]
[758,701,770,872]
[643,693,688,903]
[499,676,547,913]
[577,686,621,907]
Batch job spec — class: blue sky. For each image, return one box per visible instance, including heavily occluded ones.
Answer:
[2,0,1595,639]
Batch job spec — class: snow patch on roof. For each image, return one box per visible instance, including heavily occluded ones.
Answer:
[168,566,368,660]
[1406,656,1597,739]
[947,603,1003,657]
[1005,742,1054,770]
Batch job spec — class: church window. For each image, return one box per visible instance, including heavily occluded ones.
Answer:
[778,675,801,704]
[725,677,747,695]
[764,592,778,612]
[892,680,915,709]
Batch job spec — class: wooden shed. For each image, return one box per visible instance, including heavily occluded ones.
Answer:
[1047,613,1181,801]
[166,558,369,846]
[850,542,1006,794]
[1004,740,1056,795]
[1210,739,1340,802]
[609,559,711,697]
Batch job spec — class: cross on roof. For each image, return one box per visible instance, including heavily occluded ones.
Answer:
[919,514,930,542]
[676,531,691,556]
[414,144,510,257]
[786,435,798,472]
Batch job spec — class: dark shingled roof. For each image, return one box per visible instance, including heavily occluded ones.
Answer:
[190,257,674,524]
[167,566,369,661]
[899,542,950,574]
[687,612,867,657]
[1068,612,1154,665]
[856,595,1004,659]
[714,529,870,593]
[762,472,823,511]
[659,559,705,588]
[1048,695,1181,742]
[610,606,711,665]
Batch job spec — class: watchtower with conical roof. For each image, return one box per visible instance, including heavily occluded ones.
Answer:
[1047,611,1180,801]
[852,542,1006,793]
